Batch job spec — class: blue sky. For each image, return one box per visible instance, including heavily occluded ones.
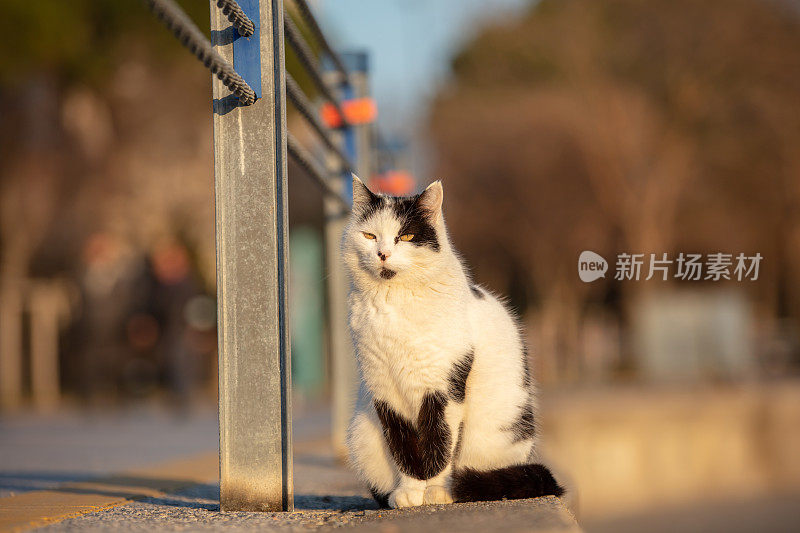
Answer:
[314,0,531,176]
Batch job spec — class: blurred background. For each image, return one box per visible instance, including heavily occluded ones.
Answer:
[1,0,800,531]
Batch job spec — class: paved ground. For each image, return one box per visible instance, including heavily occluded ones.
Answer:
[1,404,579,532]
[0,406,218,498]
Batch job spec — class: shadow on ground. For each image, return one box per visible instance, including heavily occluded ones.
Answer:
[0,471,211,501]
[1,472,95,494]
[1,473,377,514]
[141,481,378,513]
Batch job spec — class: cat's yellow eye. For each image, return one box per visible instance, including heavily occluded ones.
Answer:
[399,234,414,242]
[362,232,376,240]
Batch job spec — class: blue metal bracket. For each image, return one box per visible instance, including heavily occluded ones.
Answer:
[233,0,262,99]
[339,52,370,205]
[341,82,355,204]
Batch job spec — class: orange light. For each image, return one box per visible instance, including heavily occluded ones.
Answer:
[369,171,416,196]
[321,97,377,128]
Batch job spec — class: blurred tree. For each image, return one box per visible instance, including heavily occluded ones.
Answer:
[431,0,800,380]
[0,0,322,283]
[0,1,214,404]
[0,0,336,402]
[0,0,209,87]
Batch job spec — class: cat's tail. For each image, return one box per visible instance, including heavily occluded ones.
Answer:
[451,463,564,503]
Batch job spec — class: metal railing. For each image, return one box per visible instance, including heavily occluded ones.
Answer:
[144,0,370,512]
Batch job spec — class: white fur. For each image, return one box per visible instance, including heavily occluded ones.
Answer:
[344,177,536,508]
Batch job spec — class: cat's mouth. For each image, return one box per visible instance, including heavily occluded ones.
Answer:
[379,267,396,279]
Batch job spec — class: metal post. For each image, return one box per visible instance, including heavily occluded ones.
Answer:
[324,203,351,461]
[0,281,23,411]
[325,52,372,459]
[210,0,293,512]
[29,282,63,412]
[348,53,374,192]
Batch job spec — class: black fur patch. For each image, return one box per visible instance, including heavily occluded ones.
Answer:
[452,421,465,465]
[380,268,396,279]
[369,486,390,508]
[374,391,451,480]
[391,196,440,251]
[506,400,537,443]
[416,392,452,476]
[470,285,484,299]
[452,463,564,503]
[522,346,532,388]
[448,350,474,403]
[355,188,385,222]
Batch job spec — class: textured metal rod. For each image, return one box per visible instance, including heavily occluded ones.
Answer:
[283,15,349,127]
[291,0,348,80]
[216,0,255,37]
[211,0,293,512]
[287,133,350,211]
[145,0,256,105]
[285,73,354,174]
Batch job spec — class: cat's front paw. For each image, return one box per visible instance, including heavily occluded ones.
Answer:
[388,486,425,508]
[423,485,454,505]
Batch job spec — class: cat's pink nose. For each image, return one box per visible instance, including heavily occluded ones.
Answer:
[377,250,391,261]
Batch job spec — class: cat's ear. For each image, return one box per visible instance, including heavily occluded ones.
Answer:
[417,180,444,223]
[352,173,378,212]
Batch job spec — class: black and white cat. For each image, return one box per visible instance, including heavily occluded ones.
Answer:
[343,176,564,508]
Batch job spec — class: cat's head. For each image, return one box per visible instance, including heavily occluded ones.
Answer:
[343,175,446,284]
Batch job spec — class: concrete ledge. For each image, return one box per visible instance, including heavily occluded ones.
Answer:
[342,497,580,532]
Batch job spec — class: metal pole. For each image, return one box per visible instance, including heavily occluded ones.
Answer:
[0,281,23,411]
[29,282,63,412]
[324,203,351,461]
[348,53,374,192]
[325,52,372,459]
[210,0,293,512]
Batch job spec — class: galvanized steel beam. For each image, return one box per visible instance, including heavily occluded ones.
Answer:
[210,0,293,512]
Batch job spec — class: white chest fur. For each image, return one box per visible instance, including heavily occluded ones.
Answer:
[349,283,470,418]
